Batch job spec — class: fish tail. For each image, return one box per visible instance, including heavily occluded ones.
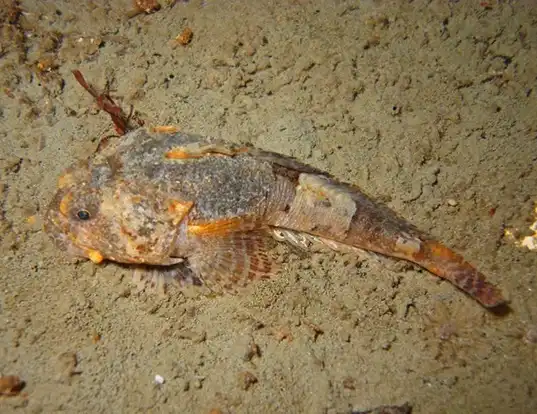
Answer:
[268,171,506,308]
[340,195,507,308]
[400,238,506,308]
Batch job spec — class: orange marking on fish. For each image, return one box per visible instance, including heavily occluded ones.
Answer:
[187,217,256,236]
[165,146,250,160]
[427,241,460,262]
[87,249,104,264]
[167,199,193,225]
[165,149,197,160]
[152,125,180,134]
[59,193,73,216]
[409,240,462,277]
[58,172,76,189]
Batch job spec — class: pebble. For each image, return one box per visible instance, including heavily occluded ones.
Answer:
[0,375,24,396]
[238,371,258,390]
[303,319,324,341]
[447,199,458,207]
[338,328,351,343]
[523,326,537,344]
[342,376,356,390]
[243,339,261,362]
[192,377,204,389]
[178,329,207,343]
[390,104,402,116]
[55,351,79,382]
[179,379,190,392]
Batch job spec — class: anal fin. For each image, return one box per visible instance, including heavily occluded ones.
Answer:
[270,227,408,270]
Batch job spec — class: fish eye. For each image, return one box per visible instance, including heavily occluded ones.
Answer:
[76,209,91,221]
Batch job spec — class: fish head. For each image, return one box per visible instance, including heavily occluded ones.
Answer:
[45,161,192,266]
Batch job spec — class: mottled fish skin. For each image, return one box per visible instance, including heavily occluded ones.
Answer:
[44,128,506,308]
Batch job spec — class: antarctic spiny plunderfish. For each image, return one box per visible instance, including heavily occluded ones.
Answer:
[44,128,506,308]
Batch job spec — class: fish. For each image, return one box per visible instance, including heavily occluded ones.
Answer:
[44,127,507,308]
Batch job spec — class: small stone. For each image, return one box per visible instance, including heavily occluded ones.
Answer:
[91,330,101,344]
[1,157,22,174]
[178,330,206,343]
[379,333,396,350]
[523,325,537,344]
[243,340,261,362]
[175,27,193,46]
[342,376,356,390]
[0,375,24,396]
[181,379,190,391]
[114,288,131,299]
[273,326,293,342]
[252,320,265,330]
[238,371,258,390]
[245,63,257,74]
[303,319,324,341]
[521,236,537,251]
[133,0,161,14]
[192,378,203,389]
[390,104,402,116]
[447,199,458,207]
[56,351,79,381]
[338,329,351,343]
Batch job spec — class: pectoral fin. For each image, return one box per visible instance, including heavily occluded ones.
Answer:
[188,230,278,294]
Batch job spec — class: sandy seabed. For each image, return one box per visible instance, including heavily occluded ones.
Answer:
[1,1,537,413]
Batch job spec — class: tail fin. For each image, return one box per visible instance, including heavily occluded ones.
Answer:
[265,168,507,308]
[409,239,506,308]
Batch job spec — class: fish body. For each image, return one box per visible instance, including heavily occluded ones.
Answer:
[45,128,506,308]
